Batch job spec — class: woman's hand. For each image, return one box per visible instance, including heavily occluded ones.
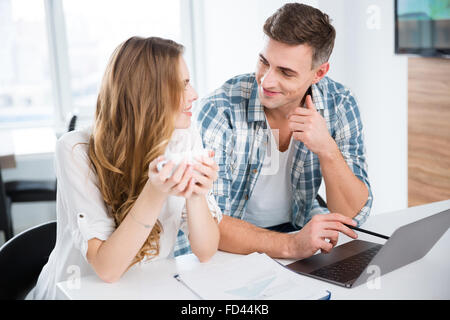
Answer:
[184,150,220,262]
[147,151,218,199]
[148,156,194,197]
[190,150,219,197]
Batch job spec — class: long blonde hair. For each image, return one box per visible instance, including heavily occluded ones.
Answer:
[88,36,184,266]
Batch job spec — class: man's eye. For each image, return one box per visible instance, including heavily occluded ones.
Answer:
[260,58,269,66]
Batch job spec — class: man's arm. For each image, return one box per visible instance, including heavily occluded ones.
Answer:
[289,94,372,224]
[197,95,359,259]
[219,213,358,259]
[322,92,372,223]
[318,144,369,219]
[218,215,291,258]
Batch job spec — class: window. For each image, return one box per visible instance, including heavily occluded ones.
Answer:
[0,0,187,128]
[63,0,182,120]
[0,0,53,127]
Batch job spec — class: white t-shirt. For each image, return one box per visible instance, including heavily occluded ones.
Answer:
[243,121,295,228]
[33,125,222,300]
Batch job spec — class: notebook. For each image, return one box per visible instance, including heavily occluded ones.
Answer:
[174,252,331,300]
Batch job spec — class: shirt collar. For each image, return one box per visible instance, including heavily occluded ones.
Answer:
[247,78,325,123]
[247,79,266,123]
[308,82,325,110]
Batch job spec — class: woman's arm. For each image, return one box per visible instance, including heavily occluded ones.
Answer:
[177,152,220,262]
[86,157,193,283]
[86,181,167,283]
[185,195,220,262]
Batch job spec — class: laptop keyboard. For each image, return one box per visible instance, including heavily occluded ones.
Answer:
[310,244,383,284]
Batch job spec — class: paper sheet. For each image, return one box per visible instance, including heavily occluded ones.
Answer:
[176,253,330,300]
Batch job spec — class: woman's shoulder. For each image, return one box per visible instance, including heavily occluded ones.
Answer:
[56,126,92,162]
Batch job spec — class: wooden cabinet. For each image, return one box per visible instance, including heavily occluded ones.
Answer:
[408,57,450,206]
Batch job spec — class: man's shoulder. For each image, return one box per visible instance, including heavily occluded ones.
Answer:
[317,76,353,98]
[317,76,359,113]
[202,73,256,107]
[196,73,257,128]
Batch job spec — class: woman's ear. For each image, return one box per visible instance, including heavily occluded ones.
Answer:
[312,62,330,84]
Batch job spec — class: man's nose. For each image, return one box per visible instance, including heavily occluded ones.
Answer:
[261,68,278,89]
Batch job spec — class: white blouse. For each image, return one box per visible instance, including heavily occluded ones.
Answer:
[33,124,222,300]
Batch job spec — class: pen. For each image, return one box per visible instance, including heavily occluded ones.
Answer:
[174,274,204,300]
[345,224,390,240]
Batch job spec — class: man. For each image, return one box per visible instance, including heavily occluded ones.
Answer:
[175,3,373,259]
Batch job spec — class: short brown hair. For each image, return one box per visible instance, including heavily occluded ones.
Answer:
[263,3,336,69]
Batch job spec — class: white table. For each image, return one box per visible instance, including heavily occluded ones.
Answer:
[56,200,450,300]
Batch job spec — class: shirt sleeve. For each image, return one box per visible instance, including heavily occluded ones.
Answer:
[334,91,373,226]
[55,133,116,262]
[195,98,234,217]
[309,198,331,216]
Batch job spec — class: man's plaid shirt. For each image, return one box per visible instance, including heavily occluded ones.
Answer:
[173,73,373,257]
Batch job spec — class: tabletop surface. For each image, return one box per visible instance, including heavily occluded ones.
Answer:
[56,199,450,300]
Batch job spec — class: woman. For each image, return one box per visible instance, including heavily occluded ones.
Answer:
[33,37,221,299]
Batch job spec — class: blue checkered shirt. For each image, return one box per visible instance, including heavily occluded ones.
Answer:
[173,73,373,257]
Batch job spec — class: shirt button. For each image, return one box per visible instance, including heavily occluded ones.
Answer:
[245,194,249,200]
[252,169,258,174]
[79,214,84,218]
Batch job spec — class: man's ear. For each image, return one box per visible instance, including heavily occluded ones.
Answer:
[311,62,330,84]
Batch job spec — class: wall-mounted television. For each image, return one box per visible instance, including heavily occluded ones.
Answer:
[395,0,450,57]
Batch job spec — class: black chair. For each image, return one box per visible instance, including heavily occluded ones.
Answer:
[67,114,77,132]
[0,115,77,241]
[316,194,327,208]
[0,170,13,241]
[0,220,56,300]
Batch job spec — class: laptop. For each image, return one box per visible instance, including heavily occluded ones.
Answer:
[286,209,450,288]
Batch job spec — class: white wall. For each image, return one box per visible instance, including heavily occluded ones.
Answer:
[318,0,408,215]
[191,0,318,98]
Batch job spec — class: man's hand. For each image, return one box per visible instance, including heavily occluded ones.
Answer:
[288,95,336,157]
[286,213,358,259]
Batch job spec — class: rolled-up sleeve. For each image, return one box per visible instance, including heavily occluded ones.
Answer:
[334,92,373,226]
[55,134,116,262]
